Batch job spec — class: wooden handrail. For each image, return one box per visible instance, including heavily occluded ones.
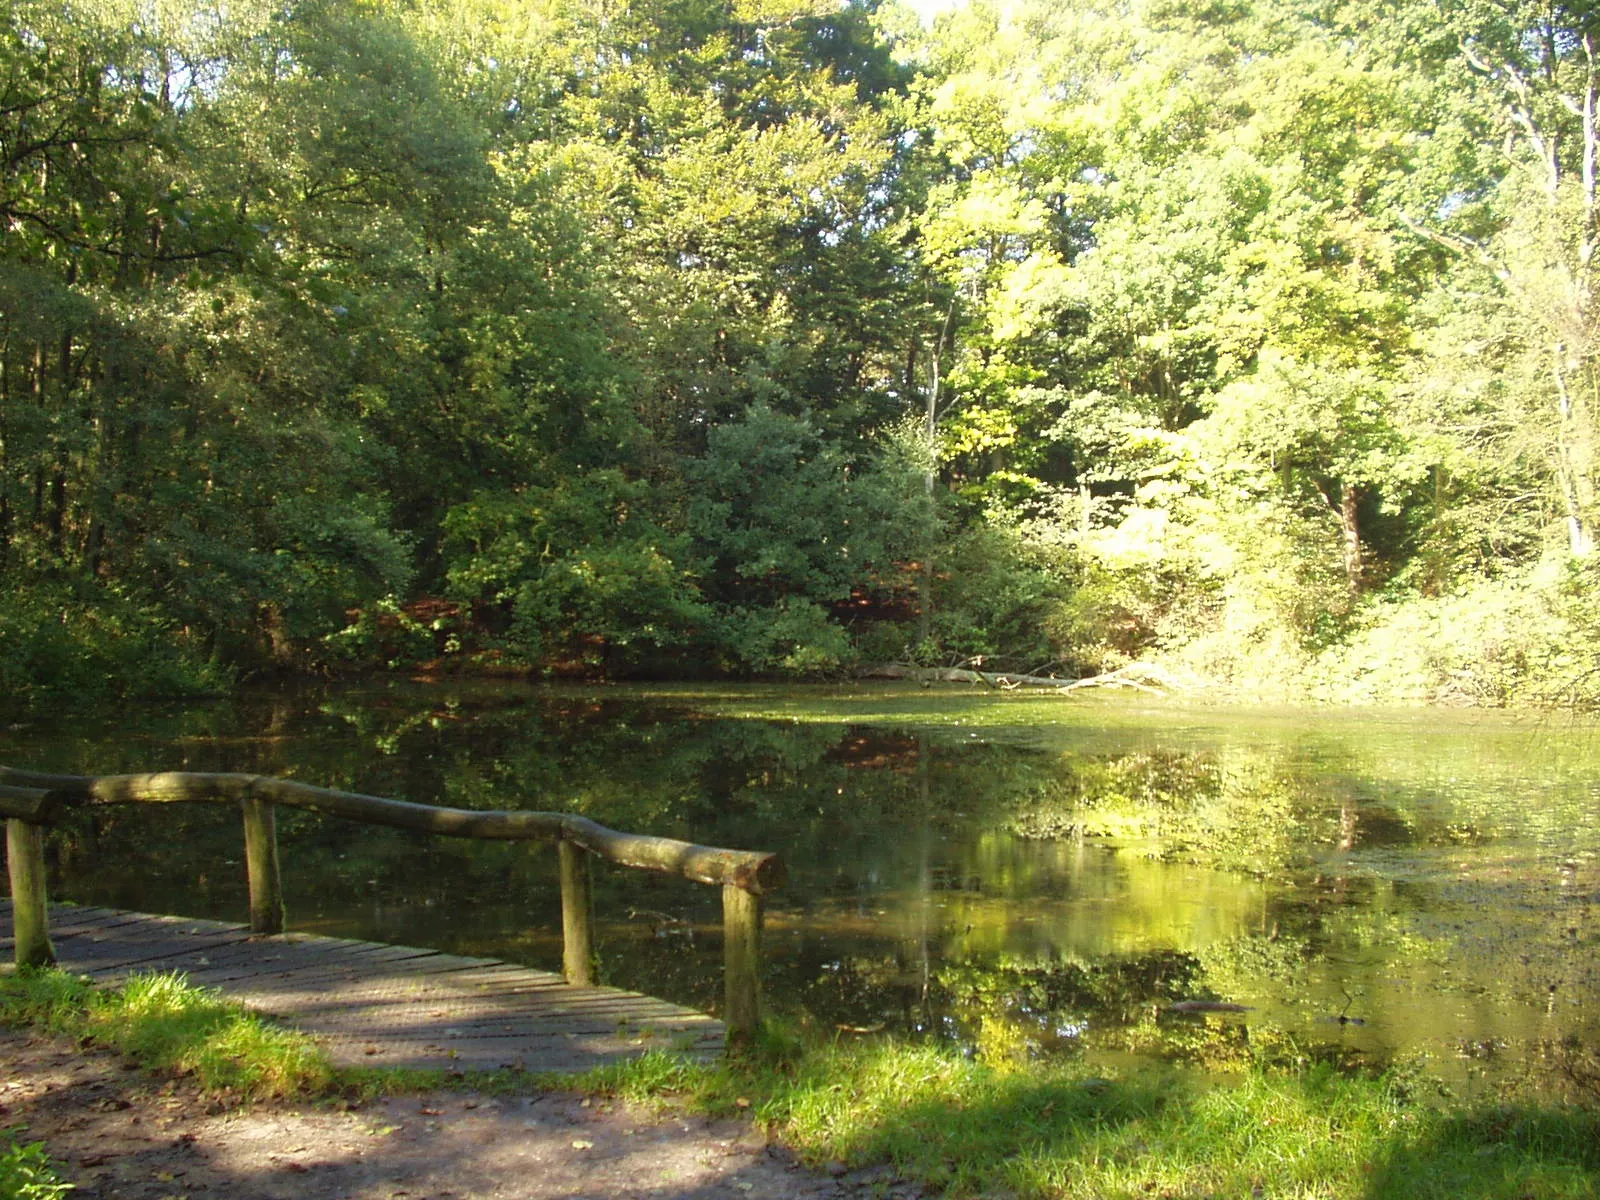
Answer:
[0,782,72,824]
[1,765,780,1044]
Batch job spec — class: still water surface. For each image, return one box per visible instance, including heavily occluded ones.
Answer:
[5,682,1598,1093]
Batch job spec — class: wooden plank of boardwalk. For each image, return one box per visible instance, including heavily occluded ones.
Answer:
[0,900,723,1073]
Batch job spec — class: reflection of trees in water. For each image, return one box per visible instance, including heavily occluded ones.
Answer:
[998,746,1326,874]
[983,738,1541,878]
[47,803,250,918]
[782,943,1202,1033]
[16,683,1600,1090]
[20,684,1483,883]
[768,942,1327,1070]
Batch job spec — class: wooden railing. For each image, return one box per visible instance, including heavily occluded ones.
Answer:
[0,766,784,1043]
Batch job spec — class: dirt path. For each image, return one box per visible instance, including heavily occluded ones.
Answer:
[0,1029,926,1200]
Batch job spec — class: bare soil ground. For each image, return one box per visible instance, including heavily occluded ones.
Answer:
[0,1029,926,1200]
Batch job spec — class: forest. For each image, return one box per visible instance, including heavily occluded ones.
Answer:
[5,0,1600,712]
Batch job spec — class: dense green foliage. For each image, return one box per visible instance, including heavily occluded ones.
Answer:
[6,0,1600,705]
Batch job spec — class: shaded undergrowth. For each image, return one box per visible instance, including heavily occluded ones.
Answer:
[3,967,1598,1198]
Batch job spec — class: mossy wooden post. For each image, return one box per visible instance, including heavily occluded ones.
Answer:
[722,883,761,1044]
[558,838,595,986]
[241,792,284,935]
[6,818,54,968]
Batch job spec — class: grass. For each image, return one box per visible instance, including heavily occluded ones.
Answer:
[578,1030,1600,1199]
[3,967,1599,1198]
[0,966,330,1100]
[0,1136,73,1200]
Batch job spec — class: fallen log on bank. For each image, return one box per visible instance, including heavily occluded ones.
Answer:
[859,664,1069,688]
[1058,662,1196,695]
[859,661,1201,696]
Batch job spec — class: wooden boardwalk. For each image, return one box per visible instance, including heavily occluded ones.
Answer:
[0,900,723,1073]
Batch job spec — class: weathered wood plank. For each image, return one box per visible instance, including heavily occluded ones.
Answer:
[178,945,462,988]
[35,935,261,977]
[50,934,259,972]
[1,902,240,944]
[222,974,680,1015]
[48,908,195,936]
[173,948,554,995]
[18,906,724,1071]
[423,977,624,1001]
[111,937,371,978]
[442,965,563,987]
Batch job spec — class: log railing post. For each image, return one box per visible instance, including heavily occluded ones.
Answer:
[241,791,284,935]
[6,818,54,968]
[558,838,595,986]
[722,883,762,1044]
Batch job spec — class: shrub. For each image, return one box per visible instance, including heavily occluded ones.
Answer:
[720,598,855,676]
[0,574,227,718]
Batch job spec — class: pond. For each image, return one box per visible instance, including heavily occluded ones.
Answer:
[4,681,1598,1096]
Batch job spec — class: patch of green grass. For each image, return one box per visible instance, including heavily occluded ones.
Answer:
[563,1048,714,1105]
[1,966,330,1100]
[704,1036,1597,1199]
[0,966,93,1034]
[550,1027,1600,1200]
[0,1136,73,1200]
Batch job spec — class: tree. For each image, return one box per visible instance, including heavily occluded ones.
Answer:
[1454,10,1600,556]
[687,403,930,671]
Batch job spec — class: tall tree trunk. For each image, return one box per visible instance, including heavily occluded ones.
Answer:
[917,300,958,649]
[0,347,10,568]
[261,603,297,667]
[1338,481,1363,593]
[1553,348,1595,555]
[30,342,44,535]
[47,469,66,558]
